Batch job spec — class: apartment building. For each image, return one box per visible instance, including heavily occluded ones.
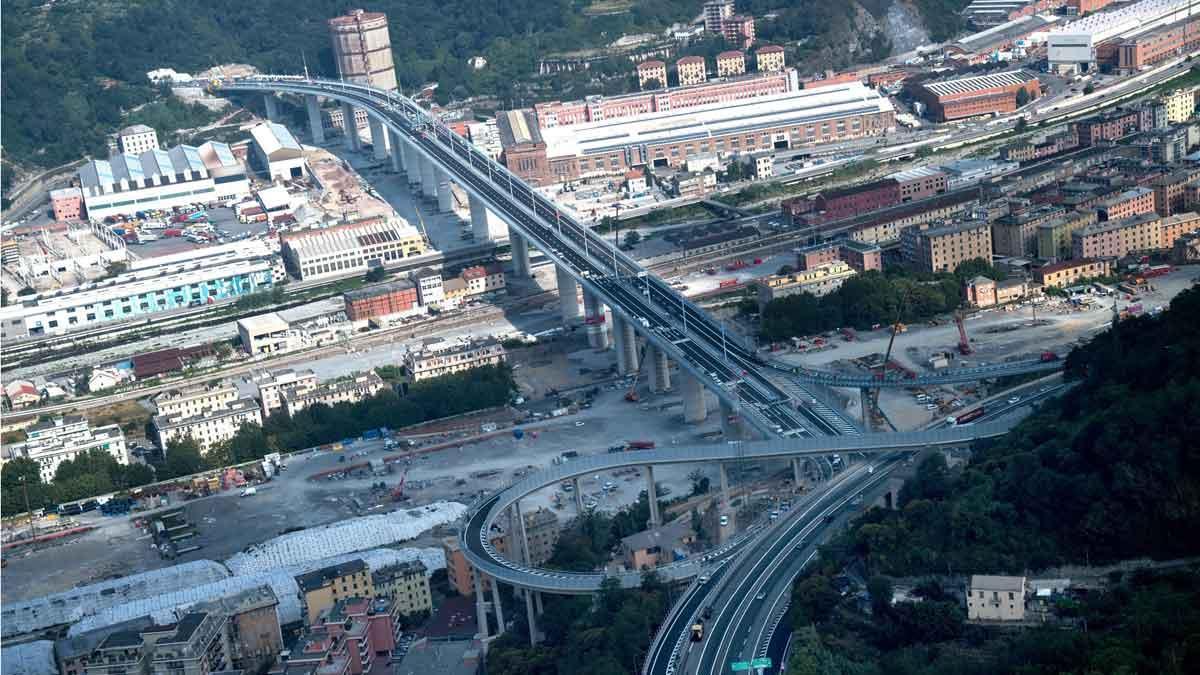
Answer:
[1160,87,1197,122]
[154,383,239,418]
[902,219,993,273]
[153,398,263,452]
[413,268,445,307]
[716,51,746,77]
[843,191,980,245]
[253,368,320,417]
[274,598,396,675]
[1033,259,1113,288]
[993,204,1065,256]
[513,507,560,566]
[296,559,375,625]
[1097,186,1155,221]
[371,561,433,617]
[404,340,506,382]
[1071,212,1162,259]
[967,575,1026,621]
[459,263,506,296]
[57,611,233,675]
[756,261,858,305]
[1037,210,1099,260]
[755,45,786,72]
[443,534,508,596]
[637,60,668,89]
[280,372,385,417]
[676,56,707,86]
[186,585,283,673]
[1151,169,1200,216]
[2,416,128,483]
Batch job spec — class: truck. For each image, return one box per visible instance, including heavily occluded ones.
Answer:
[691,621,704,641]
[947,406,985,426]
[718,279,738,289]
[1040,351,1059,362]
[1144,264,1172,278]
[549,407,568,418]
[239,487,258,497]
[626,440,655,450]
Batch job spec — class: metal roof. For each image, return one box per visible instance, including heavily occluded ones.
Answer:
[250,122,303,159]
[923,70,1037,98]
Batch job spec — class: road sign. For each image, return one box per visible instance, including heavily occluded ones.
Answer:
[731,662,751,672]
[751,658,773,669]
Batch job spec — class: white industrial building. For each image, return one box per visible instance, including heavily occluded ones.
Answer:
[0,416,128,483]
[77,141,250,221]
[1047,0,1200,73]
[250,122,307,182]
[279,217,427,281]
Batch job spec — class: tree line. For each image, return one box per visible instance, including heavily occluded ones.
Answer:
[757,257,1004,341]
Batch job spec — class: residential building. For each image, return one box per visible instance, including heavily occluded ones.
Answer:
[1097,186,1155,221]
[838,240,884,272]
[1151,168,1200,216]
[250,123,306,182]
[404,340,506,382]
[967,575,1026,621]
[280,217,426,281]
[154,383,239,418]
[186,585,283,672]
[57,611,232,675]
[1137,125,1191,163]
[2,416,128,483]
[894,166,949,202]
[794,242,840,271]
[1073,108,1143,145]
[1161,87,1197,122]
[254,368,320,418]
[1161,210,1200,247]
[722,15,756,49]
[1037,210,1098,260]
[1173,230,1200,262]
[328,9,398,91]
[671,169,718,197]
[280,372,385,417]
[344,280,421,323]
[237,312,294,355]
[274,597,396,675]
[703,0,734,34]
[750,152,773,178]
[1034,258,1113,288]
[413,268,445,307]
[993,204,1065,256]
[716,51,746,78]
[676,56,707,86]
[443,533,507,596]
[50,187,85,221]
[1072,212,1162,258]
[4,379,40,409]
[840,191,979,245]
[620,517,696,570]
[117,125,159,155]
[755,45,786,72]
[153,398,262,452]
[459,263,506,296]
[441,277,468,308]
[295,559,375,626]
[637,60,668,90]
[371,561,433,617]
[902,219,993,273]
[513,507,560,566]
[756,261,858,304]
[916,70,1041,121]
[994,278,1029,305]
[965,276,997,307]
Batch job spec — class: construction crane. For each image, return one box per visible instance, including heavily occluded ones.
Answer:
[868,287,913,432]
[390,463,411,502]
[624,342,651,402]
[955,310,973,355]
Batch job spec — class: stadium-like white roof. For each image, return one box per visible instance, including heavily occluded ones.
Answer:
[923,70,1038,98]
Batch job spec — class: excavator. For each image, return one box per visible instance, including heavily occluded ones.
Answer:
[624,342,651,402]
[955,310,973,355]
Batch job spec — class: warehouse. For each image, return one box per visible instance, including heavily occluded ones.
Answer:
[280,217,427,281]
[250,122,307,182]
[344,279,421,323]
[1047,0,1200,73]
[917,70,1041,121]
[502,83,895,185]
[0,258,275,340]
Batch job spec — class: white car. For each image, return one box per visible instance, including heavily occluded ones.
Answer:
[1008,396,1021,404]
[719,515,730,527]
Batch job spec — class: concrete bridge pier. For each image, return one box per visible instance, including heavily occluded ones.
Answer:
[682,374,707,423]
[264,94,279,122]
[720,400,739,438]
[369,117,389,160]
[341,102,361,151]
[525,591,541,645]
[647,345,670,393]
[437,177,454,213]
[469,193,493,242]
[645,465,661,528]
[305,95,325,144]
[614,316,639,376]
[556,266,582,322]
[719,462,730,505]
[583,291,609,350]
[572,477,584,512]
[421,154,438,200]
[513,499,543,646]
[490,576,506,637]
[510,231,531,276]
[407,145,422,188]
[473,573,490,640]
[792,457,803,487]
[389,130,405,172]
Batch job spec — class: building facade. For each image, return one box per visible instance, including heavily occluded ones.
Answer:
[371,561,433,617]
[1034,258,1113,287]
[716,51,746,78]
[637,60,668,89]
[51,187,85,221]
[756,261,858,304]
[344,280,421,322]
[280,372,385,417]
[917,70,1041,121]
[153,397,262,452]
[253,368,320,417]
[676,56,707,86]
[117,125,160,155]
[967,575,1026,621]
[756,45,785,72]
[296,559,375,626]
[3,416,128,483]
[280,218,426,281]
[1072,212,1162,258]
[404,340,506,382]
[902,219,993,273]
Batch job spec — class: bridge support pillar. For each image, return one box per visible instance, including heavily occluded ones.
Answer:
[682,374,707,423]
[510,231,531,277]
[719,462,730,505]
[572,477,584,512]
[305,95,325,144]
[389,130,404,172]
[860,387,872,431]
[556,266,581,323]
[644,465,661,528]
[490,576,506,636]
[263,94,279,122]
[720,400,739,439]
[535,591,544,615]
[420,154,438,199]
[369,117,389,160]
[341,102,360,151]
[792,457,803,488]
[437,170,454,213]
[614,317,639,376]
[469,193,494,242]
[647,345,670,393]
[583,291,610,350]
[472,573,489,640]
[525,590,541,645]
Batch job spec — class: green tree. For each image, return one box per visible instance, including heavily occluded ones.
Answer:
[623,230,642,248]
[159,437,205,479]
[1016,86,1031,106]
[867,575,894,615]
[365,267,388,282]
[1,458,56,516]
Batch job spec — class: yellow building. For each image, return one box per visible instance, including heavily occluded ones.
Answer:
[757,261,857,304]
[1160,87,1196,123]
[755,45,785,72]
[716,51,746,78]
[676,56,707,86]
[967,575,1026,622]
[637,60,668,89]
[295,559,375,625]
[371,560,432,616]
[1034,259,1112,288]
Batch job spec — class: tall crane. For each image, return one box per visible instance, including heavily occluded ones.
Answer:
[955,310,973,355]
[624,342,651,402]
[868,287,912,432]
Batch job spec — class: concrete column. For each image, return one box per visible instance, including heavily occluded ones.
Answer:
[473,573,489,640]
[682,374,708,423]
[572,477,584,512]
[644,465,661,528]
[407,148,422,188]
[490,577,506,636]
[535,591,544,615]
[341,102,360,151]
[583,291,610,350]
[792,457,803,487]
[647,345,670,393]
[556,266,582,323]
[719,463,730,505]
[615,317,639,376]
[437,171,454,213]
[389,130,404,172]
[720,400,737,438]
[306,95,325,144]
[421,154,438,199]
[510,231,531,277]
[369,117,389,160]
[264,94,279,122]
[525,590,541,645]
[469,193,491,241]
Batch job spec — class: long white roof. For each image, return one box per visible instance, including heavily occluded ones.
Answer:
[539,82,894,159]
[283,218,420,260]
[250,122,303,160]
[1050,0,1198,42]
[923,70,1037,97]
[79,144,210,192]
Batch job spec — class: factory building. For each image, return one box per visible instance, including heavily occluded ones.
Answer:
[1047,0,1200,74]
[249,122,306,182]
[344,279,421,323]
[76,141,250,221]
[1117,15,1200,70]
[280,217,426,281]
[502,83,895,185]
[328,9,397,91]
[917,70,1041,121]
[0,258,274,340]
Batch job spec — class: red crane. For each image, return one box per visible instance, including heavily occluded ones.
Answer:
[955,311,973,356]
[390,464,411,501]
